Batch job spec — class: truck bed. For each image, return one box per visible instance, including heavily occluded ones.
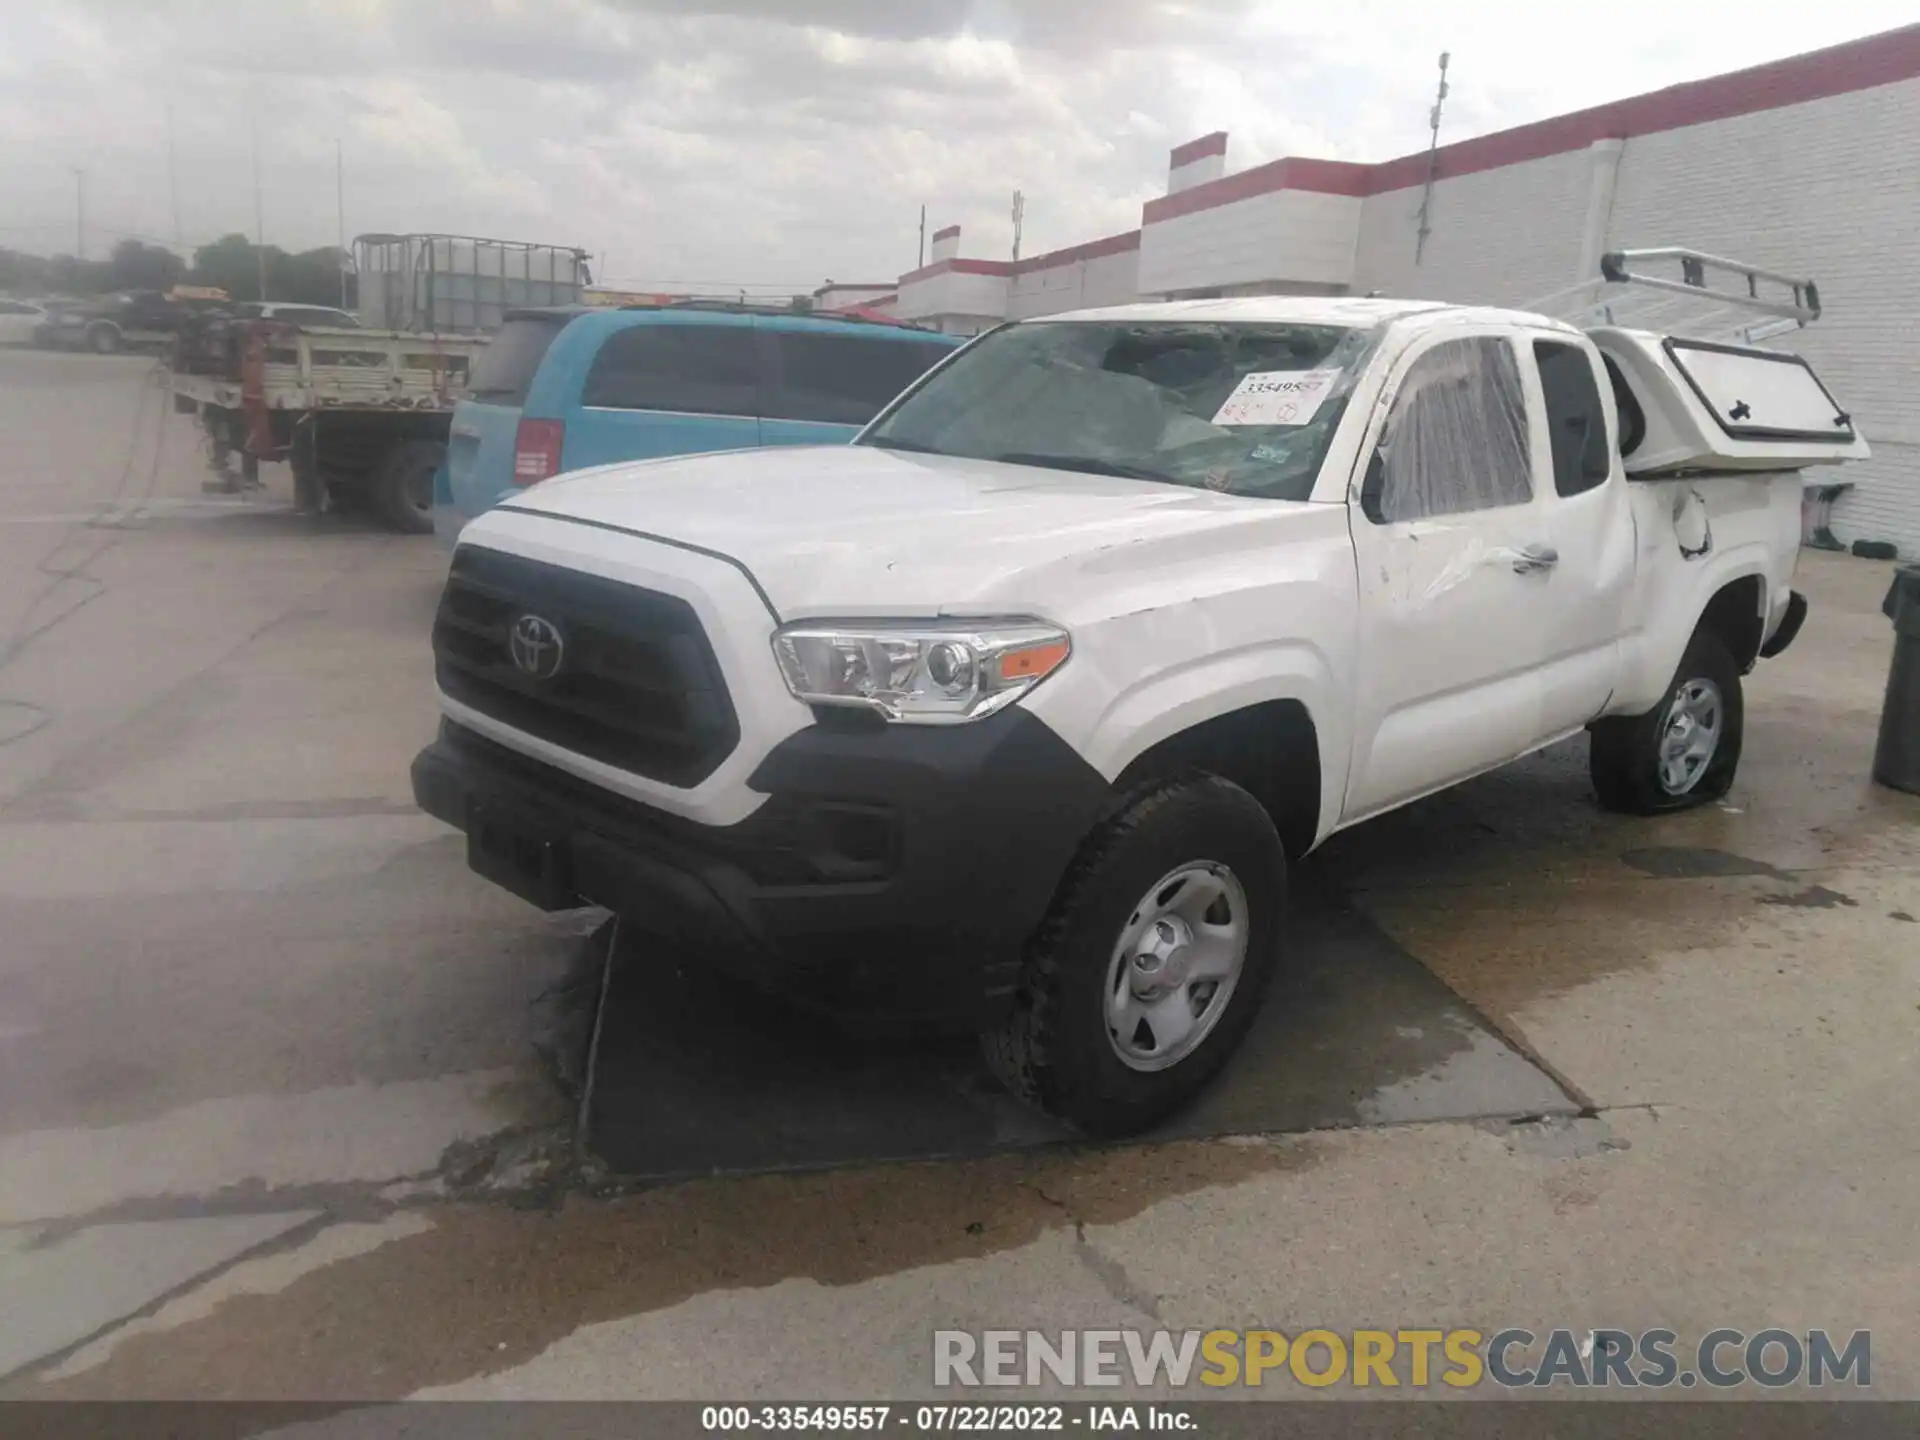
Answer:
[170,324,490,414]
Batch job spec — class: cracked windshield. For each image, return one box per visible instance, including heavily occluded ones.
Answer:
[1,1,1916,1436]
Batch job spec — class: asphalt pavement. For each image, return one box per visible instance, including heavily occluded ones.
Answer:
[0,348,1915,1405]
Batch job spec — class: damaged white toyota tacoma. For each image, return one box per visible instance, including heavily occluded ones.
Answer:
[414,249,1867,1137]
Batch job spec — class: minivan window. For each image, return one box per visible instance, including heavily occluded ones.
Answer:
[467,315,570,405]
[761,331,956,425]
[582,325,760,415]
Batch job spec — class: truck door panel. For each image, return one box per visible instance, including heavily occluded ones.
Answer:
[1343,332,1559,821]
[1529,338,1634,730]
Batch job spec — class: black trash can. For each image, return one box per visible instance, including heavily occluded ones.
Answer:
[1873,563,1920,795]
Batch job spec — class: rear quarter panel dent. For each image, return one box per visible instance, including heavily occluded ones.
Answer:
[1611,474,1793,712]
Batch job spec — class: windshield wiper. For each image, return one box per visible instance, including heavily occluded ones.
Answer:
[991,452,1176,484]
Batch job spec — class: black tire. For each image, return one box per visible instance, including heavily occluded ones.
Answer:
[982,774,1287,1138]
[1590,629,1744,814]
[324,477,369,516]
[370,439,443,534]
[88,322,121,354]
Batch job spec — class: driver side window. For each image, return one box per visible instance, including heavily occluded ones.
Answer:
[1362,336,1533,524]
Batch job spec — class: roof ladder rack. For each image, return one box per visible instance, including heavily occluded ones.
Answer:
[1528,247,1824,345]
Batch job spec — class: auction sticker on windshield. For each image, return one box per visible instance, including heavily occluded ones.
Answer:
[1212,368,1340,427]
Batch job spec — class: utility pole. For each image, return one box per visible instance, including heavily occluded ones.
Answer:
[167,105,182,255]
[1011,190,1025,264]
[252,118,268,301]
[336,139,348,307]
[70,167,85,261]
[917,204,926,269]
[1414,52,1450,266]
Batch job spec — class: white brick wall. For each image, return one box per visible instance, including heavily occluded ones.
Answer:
[1138,190,1362,296]
[895,266,1010,329]
[1006,247,1142,319]
[1603,78,1920,558]
[814,284,894,310]
[1169,153,1226,193]
[1354,148,1597,305]
[1351,75,1920,556]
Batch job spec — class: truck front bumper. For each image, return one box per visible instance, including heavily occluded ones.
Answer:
[412,711,1113,1029]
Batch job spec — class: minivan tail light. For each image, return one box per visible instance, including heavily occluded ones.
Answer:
[513,418,564,484]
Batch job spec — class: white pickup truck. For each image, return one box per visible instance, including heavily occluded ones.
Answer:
[412,250,1867,1136]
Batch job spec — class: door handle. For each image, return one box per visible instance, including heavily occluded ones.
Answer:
[1511,544,1559,575]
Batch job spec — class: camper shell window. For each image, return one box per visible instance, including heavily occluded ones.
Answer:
[1663,338,1854,444]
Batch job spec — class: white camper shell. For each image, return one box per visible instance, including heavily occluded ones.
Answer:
[1540,247,1870,477]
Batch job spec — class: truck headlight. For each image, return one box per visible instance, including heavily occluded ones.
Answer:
[772,620,1070,723]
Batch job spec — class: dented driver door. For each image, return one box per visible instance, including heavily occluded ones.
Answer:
[1340,330,1561,823]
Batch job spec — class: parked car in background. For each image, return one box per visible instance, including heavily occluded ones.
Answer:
[433,304,962,548]
[230,302,363,328]
[36,288,228,353]
[0,298,49,346]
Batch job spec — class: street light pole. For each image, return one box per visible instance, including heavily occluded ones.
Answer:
[252,118,268,301]
[168,105,182,255]
[1414,52,1451,266]
[71,167,85,262]
[336,139,348,308]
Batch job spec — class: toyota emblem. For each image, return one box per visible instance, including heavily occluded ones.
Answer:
[508,613,565,680]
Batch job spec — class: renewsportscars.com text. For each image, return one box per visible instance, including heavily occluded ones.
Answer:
[933,1328,1871,1390]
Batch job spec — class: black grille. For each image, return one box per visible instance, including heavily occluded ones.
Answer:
[440,721,895,887]
[433,547,741,787]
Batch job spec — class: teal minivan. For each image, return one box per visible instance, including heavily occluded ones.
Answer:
[434,304,961,548]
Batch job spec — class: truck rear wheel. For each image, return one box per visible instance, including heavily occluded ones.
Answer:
[1590,629,1744,814]
[88,322,122,354]
[982,775,1286,1137]
[370,439,443,534]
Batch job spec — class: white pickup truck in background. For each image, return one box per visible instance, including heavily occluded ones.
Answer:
[412,250,1867,1137]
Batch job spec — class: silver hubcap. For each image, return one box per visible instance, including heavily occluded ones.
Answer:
[1105,863,1249,1073]
[1658,677,1723,795]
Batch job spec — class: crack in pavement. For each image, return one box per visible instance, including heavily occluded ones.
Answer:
[6,1122,579,1243]
[1073,1221,1164,1324]
[0,1211,337,1388]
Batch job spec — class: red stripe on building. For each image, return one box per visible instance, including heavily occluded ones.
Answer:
[1144,22,1920,221]
[899,257,1015,285]
[1169,131,1228,167]
[1013,230,1142,275]
[1144,157,1371,224]
[1369,21,1920,193]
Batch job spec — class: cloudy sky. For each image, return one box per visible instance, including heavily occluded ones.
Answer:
[1,0,1912,294]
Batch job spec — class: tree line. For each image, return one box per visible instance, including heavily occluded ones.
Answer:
[0,236,355,306]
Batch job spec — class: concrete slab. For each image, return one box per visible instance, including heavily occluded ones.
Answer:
[45,1212,436,1382]
[0,1210,316,1378]
[583,883,1576,1179]
[3,350,1917,1408]
[0,1068,540,1227]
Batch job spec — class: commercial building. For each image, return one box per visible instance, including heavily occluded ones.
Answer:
[845,25,1919,555]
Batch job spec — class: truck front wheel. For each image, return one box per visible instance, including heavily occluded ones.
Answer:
[371,439,444,534]
[1590,629,1744,814]
[982,775,1286,1137]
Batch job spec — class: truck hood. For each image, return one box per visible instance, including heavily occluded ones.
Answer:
[486,444,1329,618]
